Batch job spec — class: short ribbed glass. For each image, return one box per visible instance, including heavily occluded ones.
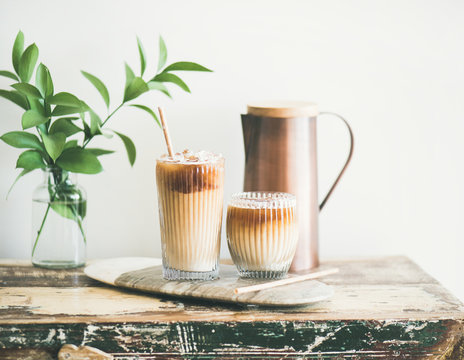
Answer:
[226,192,298,279]
[156,157,224,280]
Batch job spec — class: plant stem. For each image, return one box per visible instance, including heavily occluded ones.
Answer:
[82,102,124,148]
[32,173,58,257]
[32,202,51,257]
[102,102,124,127]
[77,215,86,244]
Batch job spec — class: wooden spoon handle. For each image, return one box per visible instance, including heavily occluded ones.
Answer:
[234,267,339,295]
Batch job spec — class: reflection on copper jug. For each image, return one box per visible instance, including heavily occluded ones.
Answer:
[241,101,354,272]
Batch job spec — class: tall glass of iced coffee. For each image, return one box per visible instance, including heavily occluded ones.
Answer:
[156,150,224,280]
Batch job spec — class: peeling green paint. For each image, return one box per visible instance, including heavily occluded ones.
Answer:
[0,319,461,358]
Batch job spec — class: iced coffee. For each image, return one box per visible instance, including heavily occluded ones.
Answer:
[226,192,298,279]
[156,150,224,280]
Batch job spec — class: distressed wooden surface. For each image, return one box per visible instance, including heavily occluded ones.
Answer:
[1,256,463,359]
[84,258,334,306]
[57,344,113,360]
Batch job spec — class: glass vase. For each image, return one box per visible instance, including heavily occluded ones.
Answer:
[31,166,87,269]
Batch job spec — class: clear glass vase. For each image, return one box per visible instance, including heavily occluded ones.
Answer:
[31,166,87,269]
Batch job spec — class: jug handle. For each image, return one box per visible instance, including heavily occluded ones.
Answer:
[318,112,354,210]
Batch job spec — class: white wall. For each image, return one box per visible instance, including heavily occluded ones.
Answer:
[1,0,463,301]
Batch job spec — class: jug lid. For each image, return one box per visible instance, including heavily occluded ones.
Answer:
[247,100,318,118]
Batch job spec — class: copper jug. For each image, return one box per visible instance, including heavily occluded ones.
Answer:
[241,101,354,271]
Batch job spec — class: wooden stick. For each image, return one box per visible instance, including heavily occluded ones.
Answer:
[234,267,339,295]
[158,107,174,157]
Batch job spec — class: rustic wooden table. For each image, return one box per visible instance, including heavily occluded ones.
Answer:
[0,256,463,359]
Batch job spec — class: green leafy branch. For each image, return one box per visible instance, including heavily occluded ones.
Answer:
[0,31,212,187]
[0,31,212,252]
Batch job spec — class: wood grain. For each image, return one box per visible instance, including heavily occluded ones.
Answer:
[1,319,462,359]
[0,257,462,323]
[1,256,463,359]
[0,265,100,287]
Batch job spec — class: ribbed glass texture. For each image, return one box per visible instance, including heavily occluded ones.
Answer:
[156,157,225,280]
[226,192,298,279]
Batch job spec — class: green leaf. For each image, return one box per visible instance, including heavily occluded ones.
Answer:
[56,148,103,174]
[163,61,212,73]
[21,110,49,129]
[51,199,86,222]
[64,139,78,150]
[12,31,24,75]
[29,97,46,116]
[49,118,82,137]
[57,116,79,121]
[48,92,83,107]
[82,118,91,141]
[0,70,19,81]
[89,110,102,136]
[123,77,149,102]
[7,169,31,198]
[153,73,190,93]
[130,104,161,128]
[35,63,54,98]
[51,105,84,117]
[137,37,147,76]
[81,71,110,108]
[52,198,86,220]
[18,43,39,83]
[87,148,114,156]
[147,81,172,98]
[101,130,113,139]
[0,131,45,152]
[11,83,42,99]
[125,62,135,89]
[50,202,78,221]
[114,131,136,166]
[76,199,87,220]
[16,150,46,170]
[0,90,28,110]
[41,132,66,162]
[157,36,167,72]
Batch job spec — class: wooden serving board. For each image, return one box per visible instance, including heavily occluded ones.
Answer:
[84,257,333,307]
